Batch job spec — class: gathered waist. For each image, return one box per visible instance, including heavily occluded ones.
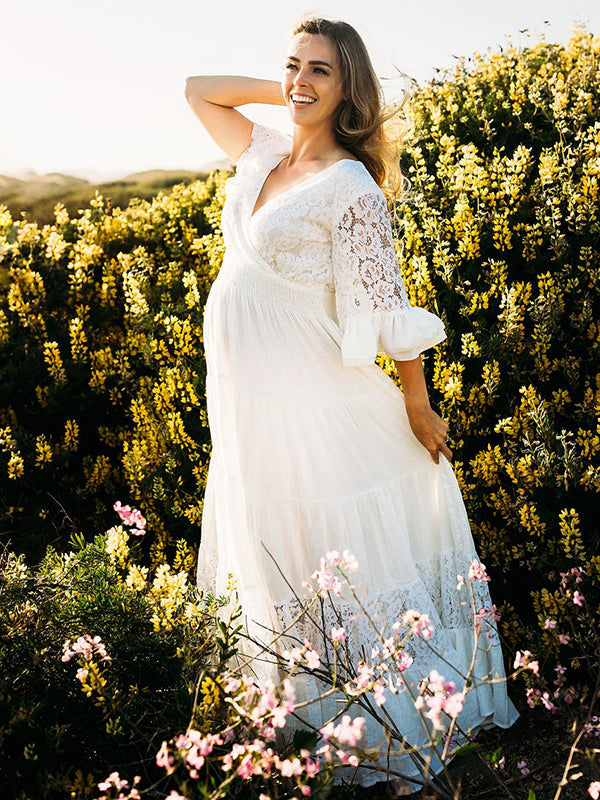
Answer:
[215,254,337,318]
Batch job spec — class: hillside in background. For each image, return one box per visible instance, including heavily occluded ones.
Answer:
[0,161,232,225]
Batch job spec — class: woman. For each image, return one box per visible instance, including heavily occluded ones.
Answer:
[185,16,517,789]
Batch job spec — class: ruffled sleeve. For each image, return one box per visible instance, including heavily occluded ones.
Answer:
[331,189,446,366]
[234,123,292,182]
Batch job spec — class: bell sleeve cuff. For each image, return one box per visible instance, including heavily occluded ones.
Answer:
[341,307,447,366]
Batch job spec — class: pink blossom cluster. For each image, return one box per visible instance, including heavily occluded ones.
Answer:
[584,716,600,738]
[397,609,434,640]
[474,604,501,635]
[525,687,556,712]
[62,634,112,665]
[560,566,584,587]
[309,550,358,596]
[513,650,539,676]
[551,664,576,705]
[155,667,373,795]
[320,714,365,748]
[162,725,321,796]
[344,662,374,697]
[543,617,571,643]
[113,501,146,532]
[96,772,140,800]
[283,640,320,672]
[159,731,224,778]
[330,626,346,642]
[467,559,491,582]
[221,674,297,740]
[415,670,465,731]
[590,782,600,799]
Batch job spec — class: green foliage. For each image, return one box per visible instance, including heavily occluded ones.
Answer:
[0,526,215,799]
[391,26,600,658]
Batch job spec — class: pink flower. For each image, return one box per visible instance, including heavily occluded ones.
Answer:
[304,647,321,671]
[156,741,175,774]
[467,559,490,582]
[373,679,386,707]
[544,618,557,629]
[283,647,303,668]
[559,634,571,645]
[320,715,365,747]
[304,758,320,778]
[75,667,89,683]
[517,759,530,775]
[443,691,465,719]
[416,671,464,730]
[573,590,584,607]
[278,757,303,777]
[113,501,146,532]
[341,550,359,572]
[331,626,346,642]
[589,781,600,798]
[401,610,434,639]
[345,662,374,696]
[514,650,539,676]
[311,566,342,596]
[223,676,242,693]
[526,688,555,712]
[270,705,289,728]
[456,574,465,590]
[62,634,112,666]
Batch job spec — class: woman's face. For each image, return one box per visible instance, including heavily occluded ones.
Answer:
[282,33,346,132]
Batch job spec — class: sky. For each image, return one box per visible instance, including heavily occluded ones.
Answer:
[2,0,599,181]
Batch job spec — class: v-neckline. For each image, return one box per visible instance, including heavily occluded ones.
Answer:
[250,156,357,221]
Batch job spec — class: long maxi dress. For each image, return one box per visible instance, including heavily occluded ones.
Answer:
[197,123,518,786]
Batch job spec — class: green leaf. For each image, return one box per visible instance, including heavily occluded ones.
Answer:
[528,790,536,800]
[293,729,320,752]
[452,742,479,757]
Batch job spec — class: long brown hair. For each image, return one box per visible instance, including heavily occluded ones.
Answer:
[291,16,404,196]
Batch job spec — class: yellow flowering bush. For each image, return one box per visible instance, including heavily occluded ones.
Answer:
[0,174,227,562]
[391,25,600,658]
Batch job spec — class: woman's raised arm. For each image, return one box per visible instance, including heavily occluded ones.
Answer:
[184,76,285,162]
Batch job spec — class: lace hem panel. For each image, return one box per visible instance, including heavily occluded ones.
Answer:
[272,547,501,677]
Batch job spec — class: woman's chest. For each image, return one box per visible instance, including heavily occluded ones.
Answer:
[223,175,337,287]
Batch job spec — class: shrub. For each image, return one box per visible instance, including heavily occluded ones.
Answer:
[390,25,600,668]
[0,512,216,799]
[0,174,227,563]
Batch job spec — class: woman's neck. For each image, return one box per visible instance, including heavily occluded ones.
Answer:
[287,124,343,167]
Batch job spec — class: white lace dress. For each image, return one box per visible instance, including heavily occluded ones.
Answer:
[197,123,518,787]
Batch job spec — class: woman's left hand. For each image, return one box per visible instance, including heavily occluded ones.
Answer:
[404,396,452,464]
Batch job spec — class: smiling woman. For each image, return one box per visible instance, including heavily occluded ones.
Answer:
[185,14,518,791]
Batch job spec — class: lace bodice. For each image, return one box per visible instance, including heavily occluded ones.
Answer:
[221,123,446,365]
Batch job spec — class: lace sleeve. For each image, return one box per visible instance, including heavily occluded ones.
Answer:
[331,191,446,366]
[235,123,291,180]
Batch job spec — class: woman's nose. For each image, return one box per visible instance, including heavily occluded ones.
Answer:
[294,67,308,85]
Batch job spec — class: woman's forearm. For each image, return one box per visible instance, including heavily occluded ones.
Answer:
[394,355,451,463]
[393,356,431,408]
[184,76,285,108]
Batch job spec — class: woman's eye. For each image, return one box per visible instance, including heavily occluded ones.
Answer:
[284,62,298,71]
[314,67,327,75]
